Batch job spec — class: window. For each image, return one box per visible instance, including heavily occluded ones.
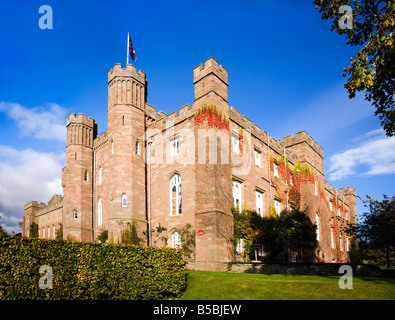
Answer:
[273,163,279,178]
[136,141,140,155]
[314,180,318,196]
[170,174,182,215]
[48,226,50,239]
[274,199,281,217]
[331,228,335,249]
[329,200,333,211]
[235,238,244,253]
[170,136,179,156]
[98,198,102,227]
[172,231,181,248]
[73,209,78,220]
[257,244,265,257]
[254,150,261,167]
[53,225,55,238]
[84,170,89,181]
[255,191,263,216]
[232,181,241,212]
[339,234,343,252]
[43,227,45,238]
[122,115,125,126]
[346,236,349,252]
[122,194,127,207]
[315,213,320,241]
[98,167,102,185]
[231,131,239,155]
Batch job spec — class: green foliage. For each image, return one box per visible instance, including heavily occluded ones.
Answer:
[232,207,276,261]
[29,222,39,239]
[314,0,395,136]
[145,223,168,246]
[55,224,63,241]
[121,221,140,245]
[274,209,318,261]
[0,235,186,300]
[356,194,395,267]
[233,207,317,262]
[96,229,108,243]
[179,223,196,260]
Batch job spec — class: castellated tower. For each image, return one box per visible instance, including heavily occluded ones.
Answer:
[63,113,97,241]
[106,64,147,243]
[192,58,234,270]
[193,57,228,110]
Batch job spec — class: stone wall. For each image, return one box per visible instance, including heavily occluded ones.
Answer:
[228,263,382,277]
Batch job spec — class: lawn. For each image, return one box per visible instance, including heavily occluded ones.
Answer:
[180,271,395,300]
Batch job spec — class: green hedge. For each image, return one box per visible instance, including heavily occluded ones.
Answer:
[0,236,186,300]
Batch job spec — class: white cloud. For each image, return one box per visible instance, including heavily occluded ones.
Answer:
[327,129,395,181]
[0,102,67,142]
[0,146,65,234]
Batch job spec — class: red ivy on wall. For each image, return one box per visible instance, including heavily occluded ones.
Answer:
[194,102,229,130]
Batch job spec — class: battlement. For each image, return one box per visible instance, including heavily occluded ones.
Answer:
[93,131,108,150]
[193,57,228,102]
[108,63,146,84]
[340,186,356,197]
[149,104,195,132]
[36,194,63,216]
[67,113,96,127]
[193,57,228,85]
[24,200,46,210]
[282,131,323,158]
[228,105,298,164]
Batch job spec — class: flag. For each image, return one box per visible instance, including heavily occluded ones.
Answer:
[129,34,136,62]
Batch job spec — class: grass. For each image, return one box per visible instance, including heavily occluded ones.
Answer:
[179,271,395,300]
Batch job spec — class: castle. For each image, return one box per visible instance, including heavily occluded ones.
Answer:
[23,57,357,270]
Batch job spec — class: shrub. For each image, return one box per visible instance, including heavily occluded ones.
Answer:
[0,235,186,300]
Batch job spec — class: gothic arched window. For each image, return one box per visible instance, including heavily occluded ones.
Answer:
[170,174,182,216]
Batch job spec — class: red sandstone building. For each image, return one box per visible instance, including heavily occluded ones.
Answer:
[23,58,357,270]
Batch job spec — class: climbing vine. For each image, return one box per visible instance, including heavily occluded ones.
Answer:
[194,102,229,130]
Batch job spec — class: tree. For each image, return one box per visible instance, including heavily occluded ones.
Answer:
[274,209,318,262]
[55,224,63,241]
[0,216,8,237]
[232,207,265,261]
[29,222,39,238]
[314,0,395,136]
[358,195,395,267]
[121,221,140,245]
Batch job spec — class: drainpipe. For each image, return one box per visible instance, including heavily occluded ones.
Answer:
[284,145,288,211]
[147,140,153,246]
[267,133,271,213]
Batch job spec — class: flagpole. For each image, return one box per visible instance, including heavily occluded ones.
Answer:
[126,32,129,66]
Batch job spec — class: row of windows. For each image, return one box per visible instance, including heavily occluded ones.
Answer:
[39,224,61,239]
[232,180,281,217]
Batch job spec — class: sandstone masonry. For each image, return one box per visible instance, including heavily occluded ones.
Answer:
[23,57,357,271]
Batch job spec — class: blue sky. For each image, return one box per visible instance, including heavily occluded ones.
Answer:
[0,0,394,233]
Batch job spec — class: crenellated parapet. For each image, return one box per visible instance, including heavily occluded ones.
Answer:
[93,131,108,151]
[193,57,228,104]
[108,63,146,109]
[67,113,97,148]
[282,131,323,159]
[36,195,63,216]
[108,63,146,85]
